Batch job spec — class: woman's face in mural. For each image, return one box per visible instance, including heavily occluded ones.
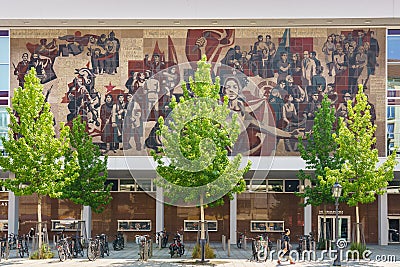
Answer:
[106,94,113,103]
[225,79,240,101]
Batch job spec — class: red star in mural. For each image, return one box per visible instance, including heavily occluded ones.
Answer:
[105,81,116,94]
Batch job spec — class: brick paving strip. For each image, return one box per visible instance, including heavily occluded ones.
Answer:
[0,242,399,266]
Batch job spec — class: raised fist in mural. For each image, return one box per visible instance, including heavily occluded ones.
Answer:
[195,36,206,48]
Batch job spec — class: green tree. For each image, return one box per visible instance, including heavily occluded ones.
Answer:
[62,115,112,213]
[153,56,250,260]
[296,95,342,243]
[326,85,397,244]
[0,68,79,258]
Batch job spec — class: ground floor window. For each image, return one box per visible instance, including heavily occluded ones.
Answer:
[317,215,350,242]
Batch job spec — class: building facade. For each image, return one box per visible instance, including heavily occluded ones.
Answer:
[0,0,400,246]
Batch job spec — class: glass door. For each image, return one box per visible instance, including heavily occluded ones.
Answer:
[388,217,400,243]
[318,216,350,242]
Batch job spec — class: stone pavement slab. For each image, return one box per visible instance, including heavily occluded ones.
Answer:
[0,242,398,266]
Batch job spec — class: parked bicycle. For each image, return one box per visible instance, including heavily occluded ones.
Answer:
[113,231,124,251]
[169,232,184,258]
[137,234,151,261]
[17,234,29,258]
[250,235,271,262]
[296,232,314,253]
[57,235,72,262]
[71,234,84,257]
[0,235,10,261]
[237,231,245,249]
[87,236,101,261]
[155,230,168,248]
[99,234,109,257]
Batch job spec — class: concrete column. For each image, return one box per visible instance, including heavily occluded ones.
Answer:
[156,186,164,232]
[8,191,19,235]
[7,172,18,235]
[378,193,388,245]
[304,198,312,235]
[304,179,312,235]
[82,205,92,241]
[229,193,237,245]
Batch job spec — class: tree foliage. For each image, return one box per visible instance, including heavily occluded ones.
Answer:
[325,85,397,207]
[152,55,251,207]
[0,68,79,197]
[0,68,80,258]
[296,95,342,206]
[62,115,112,213]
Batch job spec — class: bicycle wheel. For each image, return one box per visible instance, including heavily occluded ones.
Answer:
[0,244,5,261]
[79,241,84,257]
[18,246,24,258]
[237,239,242,249]
[58,246,67,262]
[87,241,96,261]
[105,242,109,256]
[100,242,105,258]
[4,244,9,260]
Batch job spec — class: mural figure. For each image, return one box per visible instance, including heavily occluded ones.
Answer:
[105,31,120,75]
[100,94,115,152]
[13,53,29,88]
[112,94,126,151]
[123,93,143,151]
[66,68,101,126]
[144,53,165,77]
[367,31,380,76]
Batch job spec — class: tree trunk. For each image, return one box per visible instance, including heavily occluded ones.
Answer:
[199,195,206,262]
[323,204,327,241]
[200,196,205,240]
[355,204,360,243]
[38,194,43,259]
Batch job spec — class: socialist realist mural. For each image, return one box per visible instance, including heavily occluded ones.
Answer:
[10,28,386,156]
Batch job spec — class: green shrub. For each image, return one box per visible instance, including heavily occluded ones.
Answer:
[30,243,54,259]
[347,242,367,259]
[316,238,334,250]
[191,243,216,259]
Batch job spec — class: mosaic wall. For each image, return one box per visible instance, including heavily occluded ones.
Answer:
[10,28,386,156]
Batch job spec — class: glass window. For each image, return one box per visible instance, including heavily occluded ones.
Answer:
[0,37,9,63]
[0,65,9,90]
[120,179,136,191]
[388,106,395,119]
[136,179,152,191]
[268,180,283,192]
[285,180,300,192]
[388,35,400,61]
[245,179,251,191]
[0,107,8,149]
[388,123,395,139]
[105,179,118,191]
[251,179,266,192]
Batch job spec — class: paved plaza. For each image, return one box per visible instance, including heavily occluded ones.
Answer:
[0,241,400,266]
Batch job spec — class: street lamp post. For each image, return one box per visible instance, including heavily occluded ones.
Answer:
[332,181,342,266]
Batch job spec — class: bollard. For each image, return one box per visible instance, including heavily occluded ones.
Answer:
[143,240,149,261]
[222,235,226,251]
[159,235,162,250]
[243,235,247,250]
[277,239,281,251]
[227,238,230,257]
[149,239,153,257]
